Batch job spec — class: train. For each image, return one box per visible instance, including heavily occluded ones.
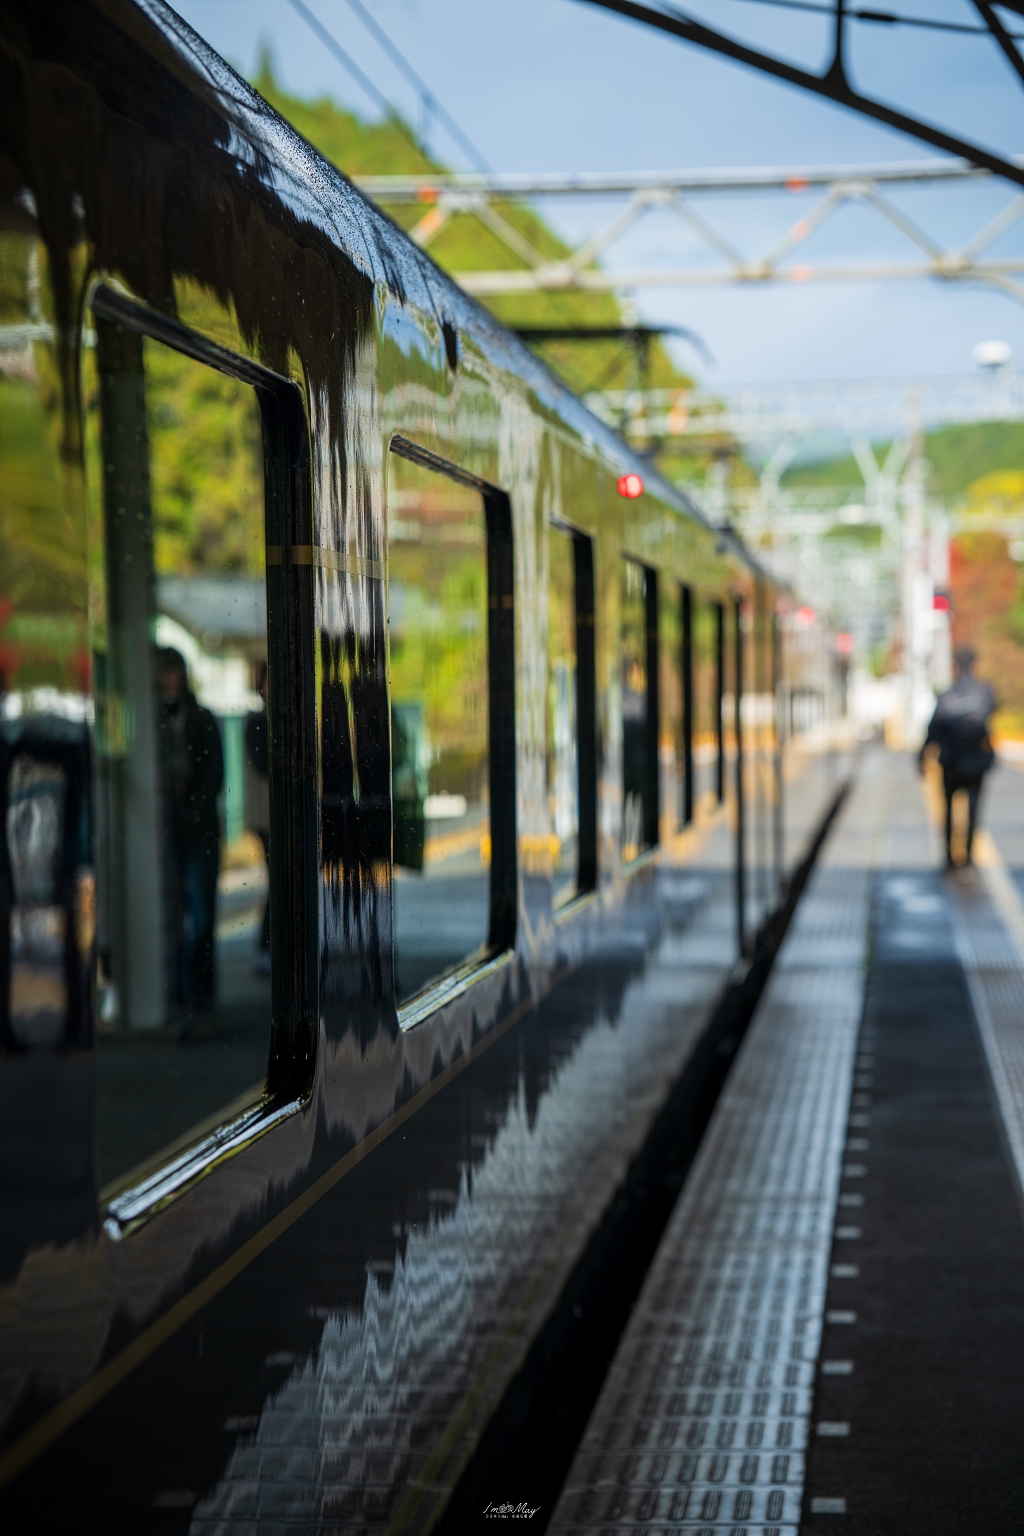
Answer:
[0,0,849,1528]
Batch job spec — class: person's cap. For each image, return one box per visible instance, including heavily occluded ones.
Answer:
[954,645,977,669]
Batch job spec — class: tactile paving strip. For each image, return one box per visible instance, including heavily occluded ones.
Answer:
[548,865,869,1535]
[950,865,1024,1198]
[184,886,742,1533]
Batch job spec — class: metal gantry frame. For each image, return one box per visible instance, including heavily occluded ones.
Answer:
[585,367,1024,442]
[615,367,1024,725]
[357,157,1024,301]
[574,0,1024,189]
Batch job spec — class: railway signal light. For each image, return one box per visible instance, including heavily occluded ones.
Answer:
[618,472,643,499]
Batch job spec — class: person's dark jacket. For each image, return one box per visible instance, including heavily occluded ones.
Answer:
[922,672,997,779]
[159,690,223,845]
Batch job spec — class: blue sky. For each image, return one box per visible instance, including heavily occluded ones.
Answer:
[171,0,1024,385]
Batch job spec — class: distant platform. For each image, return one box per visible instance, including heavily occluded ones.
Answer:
[550,749,1024,1534]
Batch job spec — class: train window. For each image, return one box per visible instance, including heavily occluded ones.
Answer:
[734,596,748,955]
[621,558,659,862]
[548,526,578,906]
[715,600,726,802]
[387,452,495,1004]
[547,524,597,906]
[692,597,723,813]
[658,584,691,839]
[85,318,274,1192]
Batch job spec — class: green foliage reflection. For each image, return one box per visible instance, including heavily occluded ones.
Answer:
[0,234,87,695]
[144,338,264,577]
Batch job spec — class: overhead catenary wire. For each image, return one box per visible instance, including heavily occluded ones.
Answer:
[283,0,423,155]
[337,0,491,171]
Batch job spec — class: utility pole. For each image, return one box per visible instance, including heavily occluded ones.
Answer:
[899,398,933,746]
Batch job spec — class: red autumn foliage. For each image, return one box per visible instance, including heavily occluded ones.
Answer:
[949,532,1017,649]
[949,531,1024,716]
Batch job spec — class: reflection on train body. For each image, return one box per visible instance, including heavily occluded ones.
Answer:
[0,12,854,1525]
[87,325,274,1192]
[657,580,683,843]
[387,454,490,1004]
[0,312,277,1192]
[693,596,724,814]
[547,525,580,908]
[621,558,654,862]
[187,895,733,1532]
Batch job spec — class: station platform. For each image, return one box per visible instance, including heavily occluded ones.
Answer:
[549,748,1024,1534]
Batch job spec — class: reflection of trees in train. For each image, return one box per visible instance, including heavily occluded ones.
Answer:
[145,338,264,577]
[388,551,487,798]
[548,530,578,856]
[387,468,490,995]
[621,562,650,861]
[1,242,264,699]
[691,599,721,813]
[0,234,88,695]
[692,600,718,745]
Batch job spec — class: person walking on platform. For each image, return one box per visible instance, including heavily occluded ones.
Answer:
[157,647,224,1019]
[919,646,997,868]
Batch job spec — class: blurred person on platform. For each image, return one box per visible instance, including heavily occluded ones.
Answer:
[158,647,224,1020]
[919,646,997,868]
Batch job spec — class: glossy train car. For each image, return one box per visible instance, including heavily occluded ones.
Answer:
[0,1,849,1527]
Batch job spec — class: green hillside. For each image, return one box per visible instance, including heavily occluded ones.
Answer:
[781,420,1024,501]
[926,421,1024,500]
[774,416,1024,723]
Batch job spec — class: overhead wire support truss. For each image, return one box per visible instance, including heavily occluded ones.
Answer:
[355,158,1024,303]
[572,0,1024,189]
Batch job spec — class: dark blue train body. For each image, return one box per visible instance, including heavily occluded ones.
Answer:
[0,2,848,1526]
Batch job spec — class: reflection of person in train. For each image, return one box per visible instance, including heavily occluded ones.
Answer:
[244,661,270,975]
[157,647,223,1019]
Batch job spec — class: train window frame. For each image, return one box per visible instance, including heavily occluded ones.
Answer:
[550,520,597,912]
[386,435,516,1030]
[620,556,660,864]
[86,284,317,1235]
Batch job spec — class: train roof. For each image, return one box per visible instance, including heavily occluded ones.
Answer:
[5,0,780,588]
[139,1,782,580]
